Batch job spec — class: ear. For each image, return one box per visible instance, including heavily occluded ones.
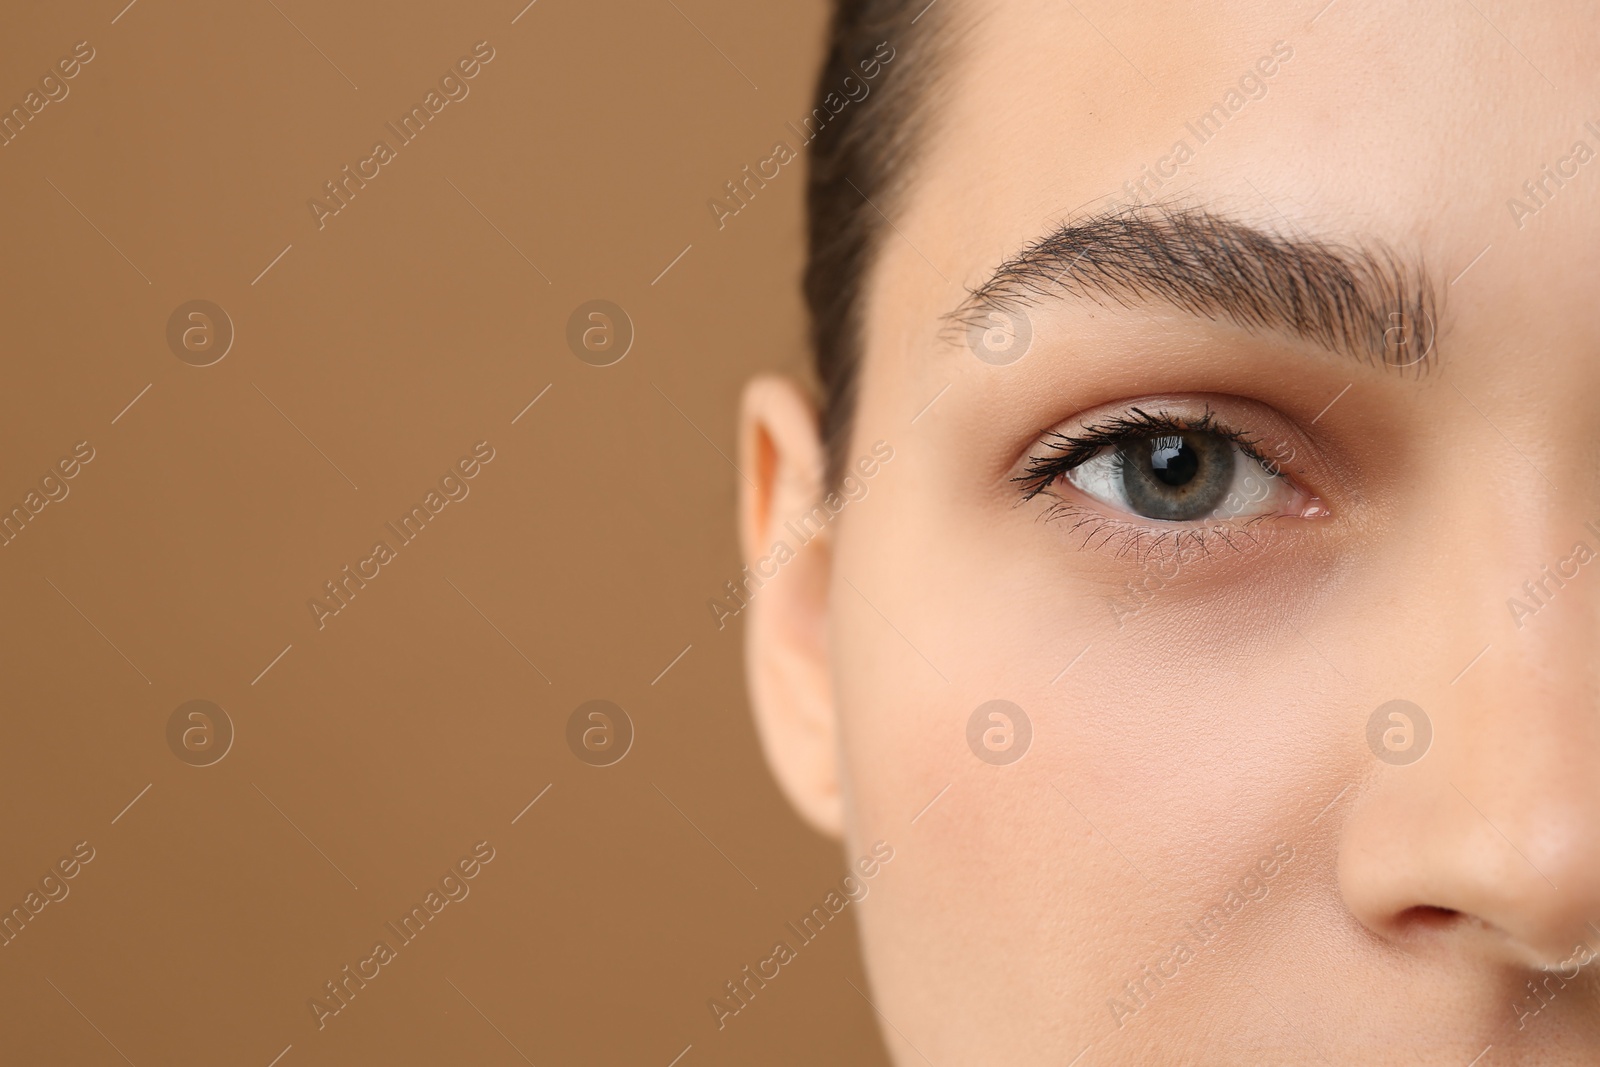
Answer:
[736,375,842,838]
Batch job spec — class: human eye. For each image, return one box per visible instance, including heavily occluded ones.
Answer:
[1013,403,1327,552]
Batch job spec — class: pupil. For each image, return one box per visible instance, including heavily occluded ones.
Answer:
[1148,435,1199,487]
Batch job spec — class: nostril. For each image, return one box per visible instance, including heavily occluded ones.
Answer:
[1397,905,1466,933]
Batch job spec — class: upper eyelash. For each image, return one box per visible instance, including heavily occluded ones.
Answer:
[1011,405,1280,501]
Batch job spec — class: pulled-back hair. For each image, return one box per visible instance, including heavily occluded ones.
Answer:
[803,1,950,486]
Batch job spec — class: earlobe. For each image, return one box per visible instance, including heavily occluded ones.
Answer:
[737,375,844,838]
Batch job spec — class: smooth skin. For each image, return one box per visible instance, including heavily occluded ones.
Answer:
[740,1,1600,1063]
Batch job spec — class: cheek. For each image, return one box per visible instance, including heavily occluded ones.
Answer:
[831,477,1144,1036]
[827,424,1337,1050]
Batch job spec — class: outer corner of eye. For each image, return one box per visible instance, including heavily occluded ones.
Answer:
[1262,461,1329,521]
[1293,493,1331,520]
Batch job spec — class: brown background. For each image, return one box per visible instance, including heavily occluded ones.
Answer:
[0,1,891,1063]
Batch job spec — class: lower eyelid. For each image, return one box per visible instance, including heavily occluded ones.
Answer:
[1033,497,1282,562]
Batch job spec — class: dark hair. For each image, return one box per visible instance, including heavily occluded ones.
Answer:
[803,1,948,487]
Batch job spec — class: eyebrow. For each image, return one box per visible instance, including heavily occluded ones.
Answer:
[943,204,1439,370]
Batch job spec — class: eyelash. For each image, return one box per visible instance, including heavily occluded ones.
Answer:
[1013,406,1295,559]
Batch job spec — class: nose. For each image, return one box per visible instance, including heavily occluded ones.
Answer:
[1337,566,1600,968]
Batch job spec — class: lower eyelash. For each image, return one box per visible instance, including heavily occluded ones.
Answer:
[1034,497,1274,562]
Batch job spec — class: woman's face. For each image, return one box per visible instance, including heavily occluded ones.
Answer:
[742,0,1600,1062]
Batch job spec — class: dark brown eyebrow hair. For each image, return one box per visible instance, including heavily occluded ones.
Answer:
[944,204,1440,371]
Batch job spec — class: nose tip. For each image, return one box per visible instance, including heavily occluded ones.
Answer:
[1338,770,1600,968]
[1479,806,1600,966]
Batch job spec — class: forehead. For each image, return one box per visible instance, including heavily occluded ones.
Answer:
[878,0,1600,351]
